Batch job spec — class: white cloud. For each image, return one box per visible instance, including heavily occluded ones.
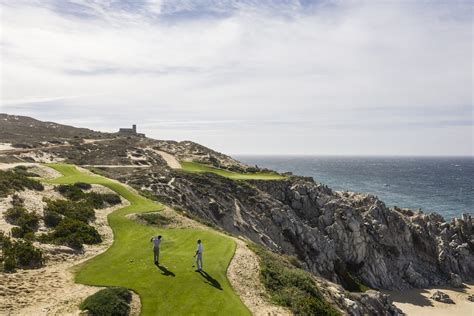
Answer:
[0,0,472,155]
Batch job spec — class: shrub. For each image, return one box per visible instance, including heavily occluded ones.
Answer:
[13,240,44,268]
[54,185,120,209]
[249,244,339,316]
[3,256,16,272]
[11,194,24,207]
[74,182,92,190]
[44,199,95,223]
[43,209,63,227]
[101,193,121,206]
[0,170,44,197]
[13,165,40,177]
[57,184,85,201]
[85,192,105,209]
[46,218,101,249]
[4,206,28,224]
[11,226,25,238]
[4,206,40,235]
[80,287,132,316]
[0,234,43,272]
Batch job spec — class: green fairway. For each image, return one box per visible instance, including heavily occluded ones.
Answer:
[45,164,250,316]
[180,161,286,180]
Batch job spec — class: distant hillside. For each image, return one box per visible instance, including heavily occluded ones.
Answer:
[0,113,109,146]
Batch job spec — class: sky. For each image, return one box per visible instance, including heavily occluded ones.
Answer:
[0,0,472,156]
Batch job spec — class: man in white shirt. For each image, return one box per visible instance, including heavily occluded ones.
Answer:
[150,235,161,265]
[194,239,203,272]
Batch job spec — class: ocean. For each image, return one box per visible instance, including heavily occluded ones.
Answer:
[236,156,473,220]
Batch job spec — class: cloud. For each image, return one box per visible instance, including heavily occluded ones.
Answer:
[0,0,472,155]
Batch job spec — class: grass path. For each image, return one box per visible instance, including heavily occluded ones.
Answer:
[45,164,250,316]
[180,161,286,180]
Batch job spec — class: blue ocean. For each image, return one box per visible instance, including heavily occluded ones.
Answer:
[236,156,473,220]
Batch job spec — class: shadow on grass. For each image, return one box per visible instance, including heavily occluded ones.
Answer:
[198,270,222,290]
[155,263,176,277]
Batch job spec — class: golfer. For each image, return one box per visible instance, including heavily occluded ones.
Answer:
[150,235,162,265]
[194,240,203,272]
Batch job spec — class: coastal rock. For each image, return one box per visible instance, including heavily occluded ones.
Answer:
[449,273,463,288]
[430,291,454,304]
[147,173,474,292]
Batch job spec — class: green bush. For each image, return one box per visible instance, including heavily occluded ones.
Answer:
[43,209,63,227]
[11,194,24,206]
[4,206,40,236]
[44,218,101,250]
[13,165,40,177]
[249,244,339,316]
[3,256,16,272]
[0,170,44,197]
[80,287,132,316]
[57,184,85,201]
[101,193,121,206]
[74,182,92,190]
[54,184,120,209]
[0,233,44,272]
[13,240,44,268]
[44,199,95,223]
[4,206,28,223]
[11,226,25,238]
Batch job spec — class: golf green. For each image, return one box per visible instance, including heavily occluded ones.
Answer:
[45,164,250,315]
[180,161,286,180]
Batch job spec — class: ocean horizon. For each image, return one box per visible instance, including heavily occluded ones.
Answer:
[236,155,473,220]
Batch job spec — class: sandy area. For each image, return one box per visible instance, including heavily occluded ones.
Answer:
[0,164,138,315]
[0,197,131,315]
[151,149,181,169]
[228,239,292,316]
[388,284,474,316]
[0,143,15,151]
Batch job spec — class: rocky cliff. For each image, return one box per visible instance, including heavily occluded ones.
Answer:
[122,170,473,291]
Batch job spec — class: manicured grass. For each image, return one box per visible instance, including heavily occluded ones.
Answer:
[180,161,286,180]
[45,164,250,316]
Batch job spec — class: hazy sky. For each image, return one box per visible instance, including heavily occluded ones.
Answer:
[1,0,472,155]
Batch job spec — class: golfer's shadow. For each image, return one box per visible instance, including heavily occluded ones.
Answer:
[198,270,222,290]
[155,263,175,277]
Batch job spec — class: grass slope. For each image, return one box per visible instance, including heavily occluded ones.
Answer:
[45,164,249,316]
[180,161,286,180]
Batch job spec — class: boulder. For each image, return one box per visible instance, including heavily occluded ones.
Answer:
[431,291,454,304]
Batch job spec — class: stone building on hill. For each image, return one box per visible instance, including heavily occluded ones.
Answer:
[118,124,145,137]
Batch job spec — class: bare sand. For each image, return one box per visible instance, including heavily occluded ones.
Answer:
[0,163,138,315]
[228,239,292,316]
[0,143,15,151]
[152,149,181,169]
[388,284,474,316]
